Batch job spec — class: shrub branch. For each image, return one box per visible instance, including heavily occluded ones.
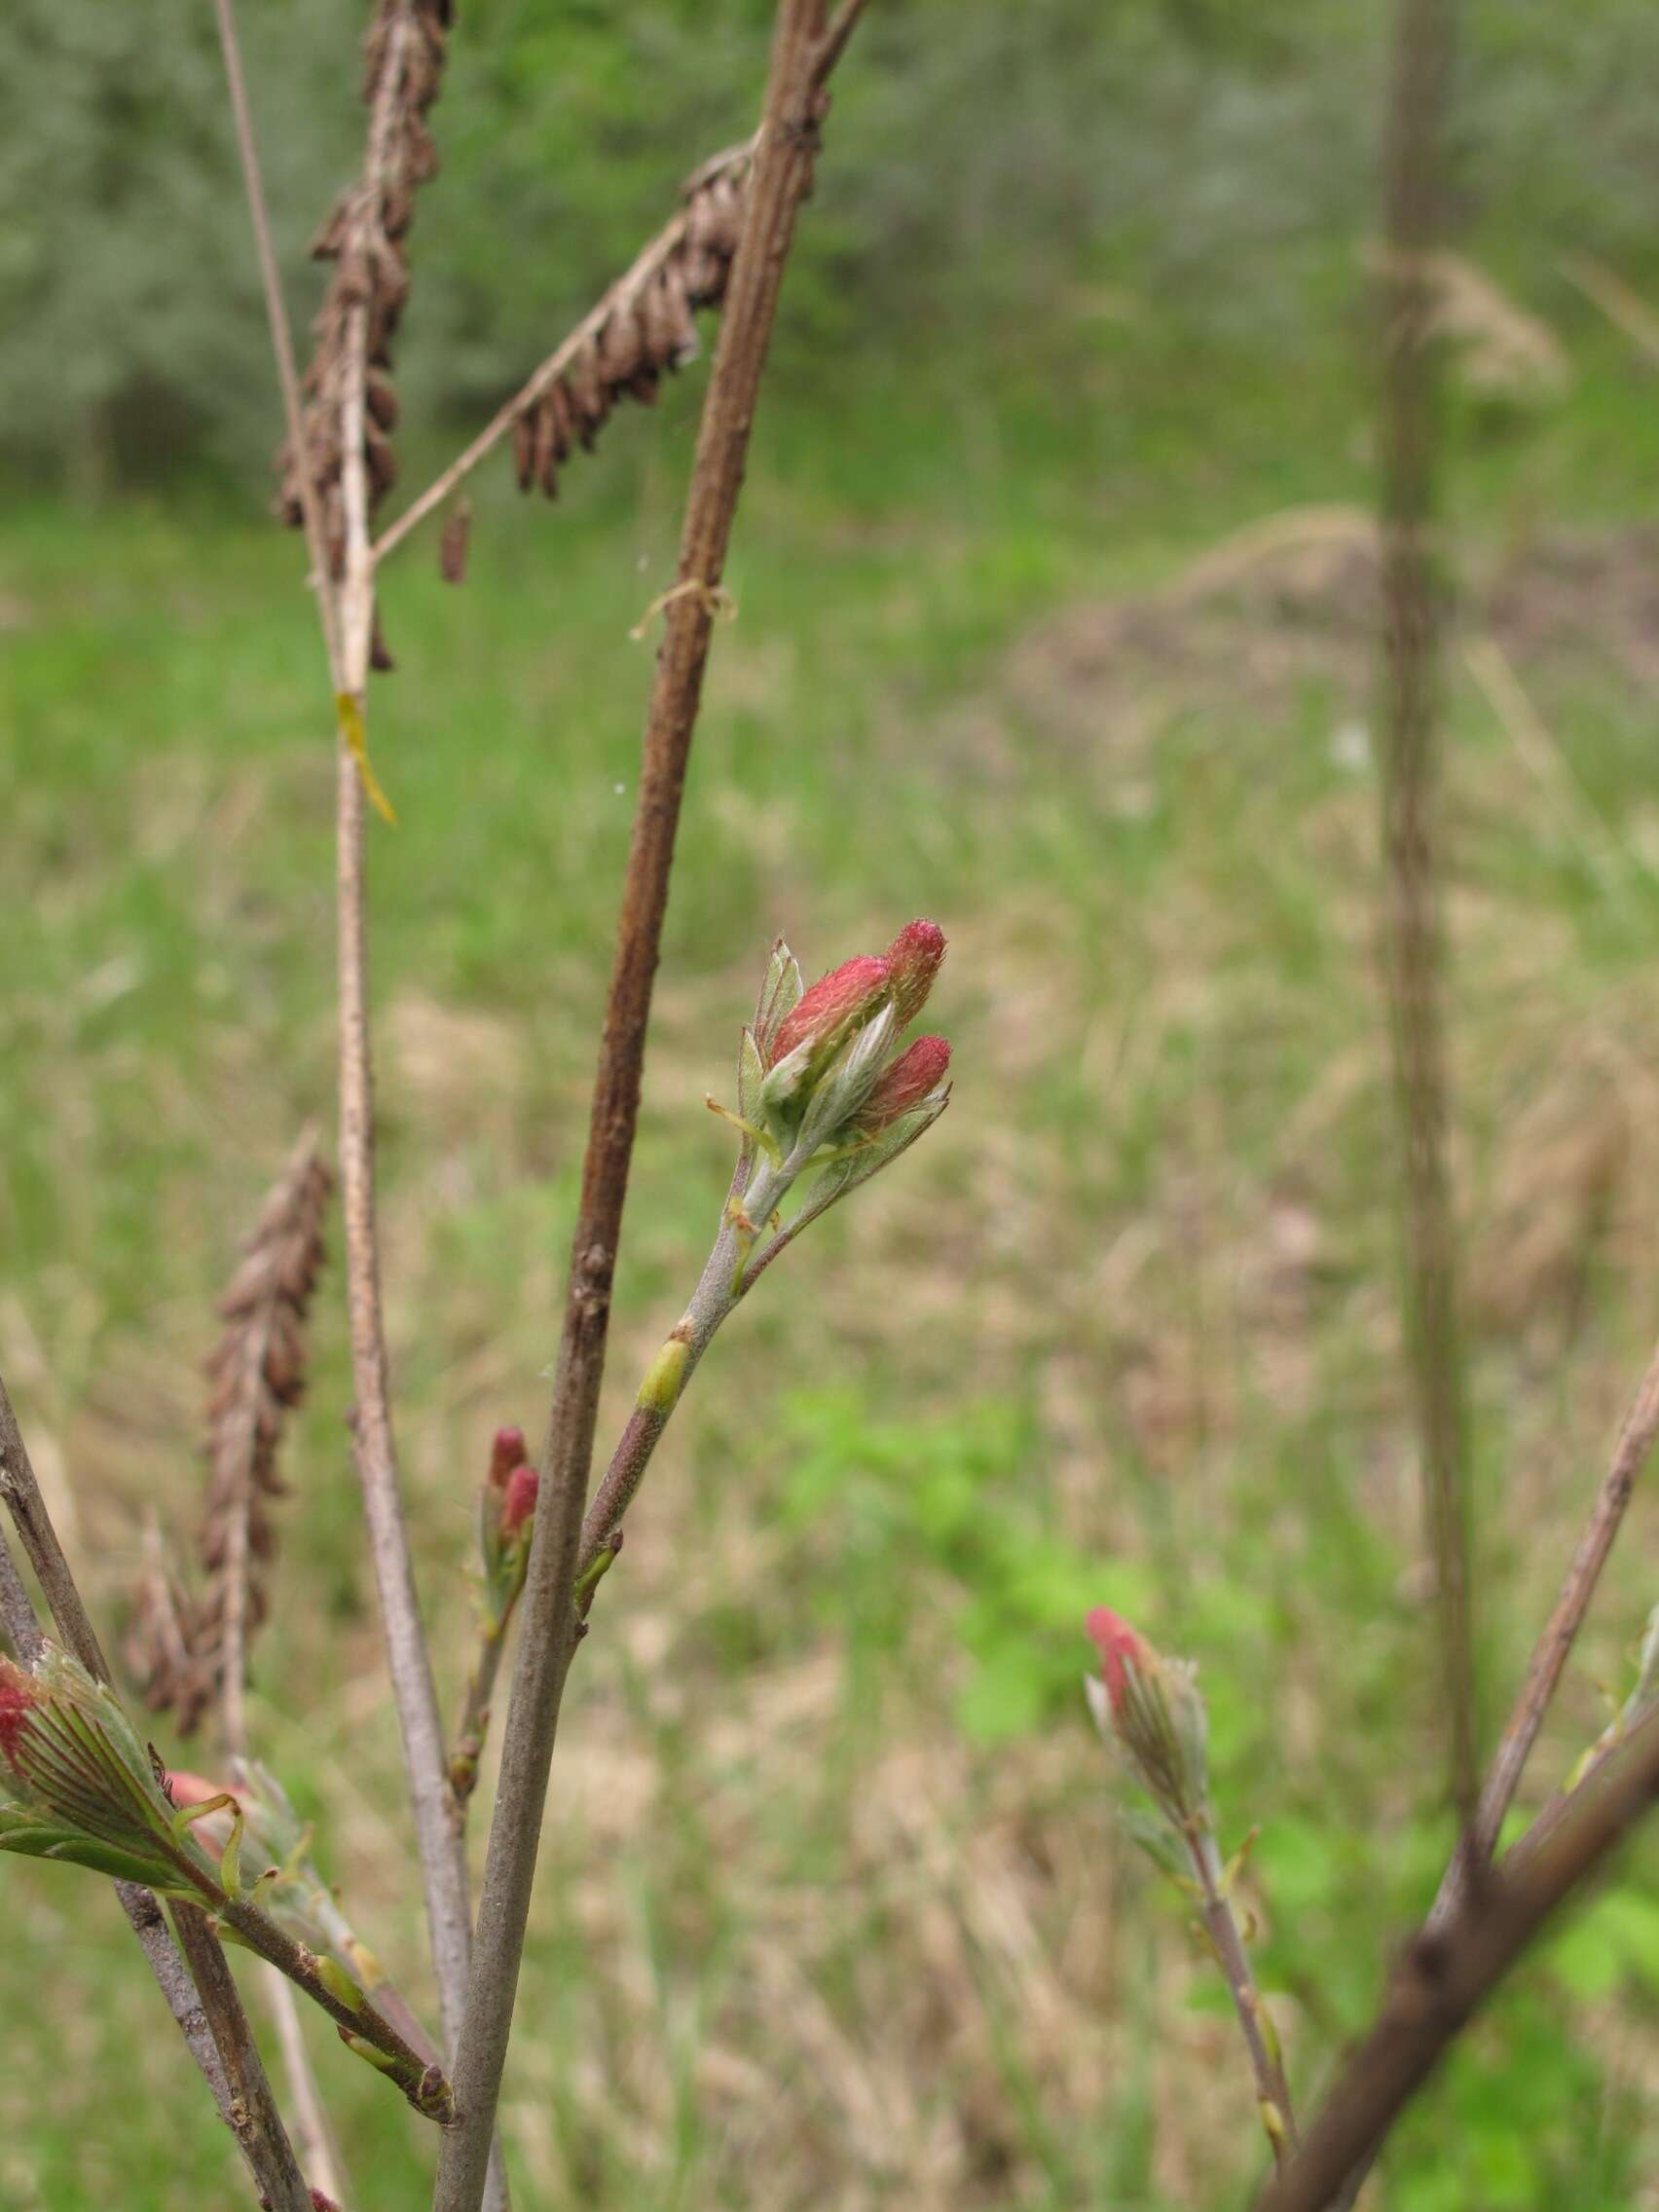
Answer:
[211,11,494,2186]
[1254,1704,1659,2212]
[430,8,838,2206]
[1430,1333,1659,1924]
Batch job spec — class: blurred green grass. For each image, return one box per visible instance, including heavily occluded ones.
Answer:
[6,314,1659,2209]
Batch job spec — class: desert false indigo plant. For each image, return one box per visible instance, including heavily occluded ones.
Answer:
[0,3,903,2208]
[12,0,1659,2202]
[1084,1608,1300,2171]
[0,1647,449,2117]
[448,1429,538,1809]
[577,923,950,1604]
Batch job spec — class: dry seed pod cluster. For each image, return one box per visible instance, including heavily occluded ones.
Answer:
[128,1139,331,1733]
[277,0,454,628]
[509,151,753,503]
[439,496,471,584]
[196,1138,332,1690]
[125,1522,213,1735]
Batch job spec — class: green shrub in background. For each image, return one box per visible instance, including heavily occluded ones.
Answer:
[6,0,1659,489]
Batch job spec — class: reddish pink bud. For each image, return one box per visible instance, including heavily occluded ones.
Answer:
[884,920,946,1027]
[166,1769,236,1811]
[857,1035,951,1130]
[769,954,891,1070]
[500,1463,539,1539]
[1086,1607,1152,1714]
[312,2193,342,2211]
[0,1658,38,1768]
[488,1425,527,1492]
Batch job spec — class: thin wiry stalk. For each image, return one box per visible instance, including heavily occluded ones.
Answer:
[0,1528,40,1661]
[1254,1702,1659,2212]
[430,9,838,2206]
[173,1904,316,2212]
[813,0,870,81]
[0,1377,310,2209]
[329,25,493,2134]
[374,3,864,569]
[264,1961,350,2208]
[1374,0,1477,1841]
[1429,1331,1659,1929]
[199,1138,350,2209]
[1186,1829,1299,2170]
[210,0,343,681]
[211,9,495,2186]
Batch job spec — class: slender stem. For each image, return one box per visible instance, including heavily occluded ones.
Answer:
[4,1369,442,2125]
[449,1617,511,1812]
[431,13,833,2206]
[1428,1331,1659,1927]
[210,0,343,682]
[1188,1830,1298,2169]
[0,1526,40,1659]
[115,1883,238,2145]
[333,732,479,2042]
[575,1150,792,1594]
[208,1892,451,2119]
[813,0,871,82]
[1375,0,1476,1839]
[213,1386,354,2212]
[0,1373,114,1681]
[213,4,502,2192]
[1253,1702,1659,2212]
[264,1962,350,2208]
[0,1378,309,2207]
[174,1905,315,2212]
[372,156,747,569]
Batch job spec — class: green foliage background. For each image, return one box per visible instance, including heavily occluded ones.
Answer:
[5,0,1658,482]
[4,3,1659,2208]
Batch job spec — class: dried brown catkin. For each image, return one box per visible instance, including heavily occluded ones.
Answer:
[503,146,756,505]
[276,0,455,649]
[194,1137,332,1712]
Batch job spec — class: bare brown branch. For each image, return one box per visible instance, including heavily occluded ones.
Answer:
[813,0,871,84]
[174,1906,315,2212]
[215,2,500,2190]
[1254,1703,1659,2212]
[430,8,838,2205]
[1430,1331,1659,1926]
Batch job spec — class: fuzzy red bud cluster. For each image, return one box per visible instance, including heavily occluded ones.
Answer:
[478,1424,538,1619]
[1085,1607,1211,1829]
[0,1660,39,1771]
[500,1463,539,1540]
[0,1647,217,1898]
[756,919,952,1148]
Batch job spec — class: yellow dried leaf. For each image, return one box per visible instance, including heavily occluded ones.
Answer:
[336,691,396,825]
